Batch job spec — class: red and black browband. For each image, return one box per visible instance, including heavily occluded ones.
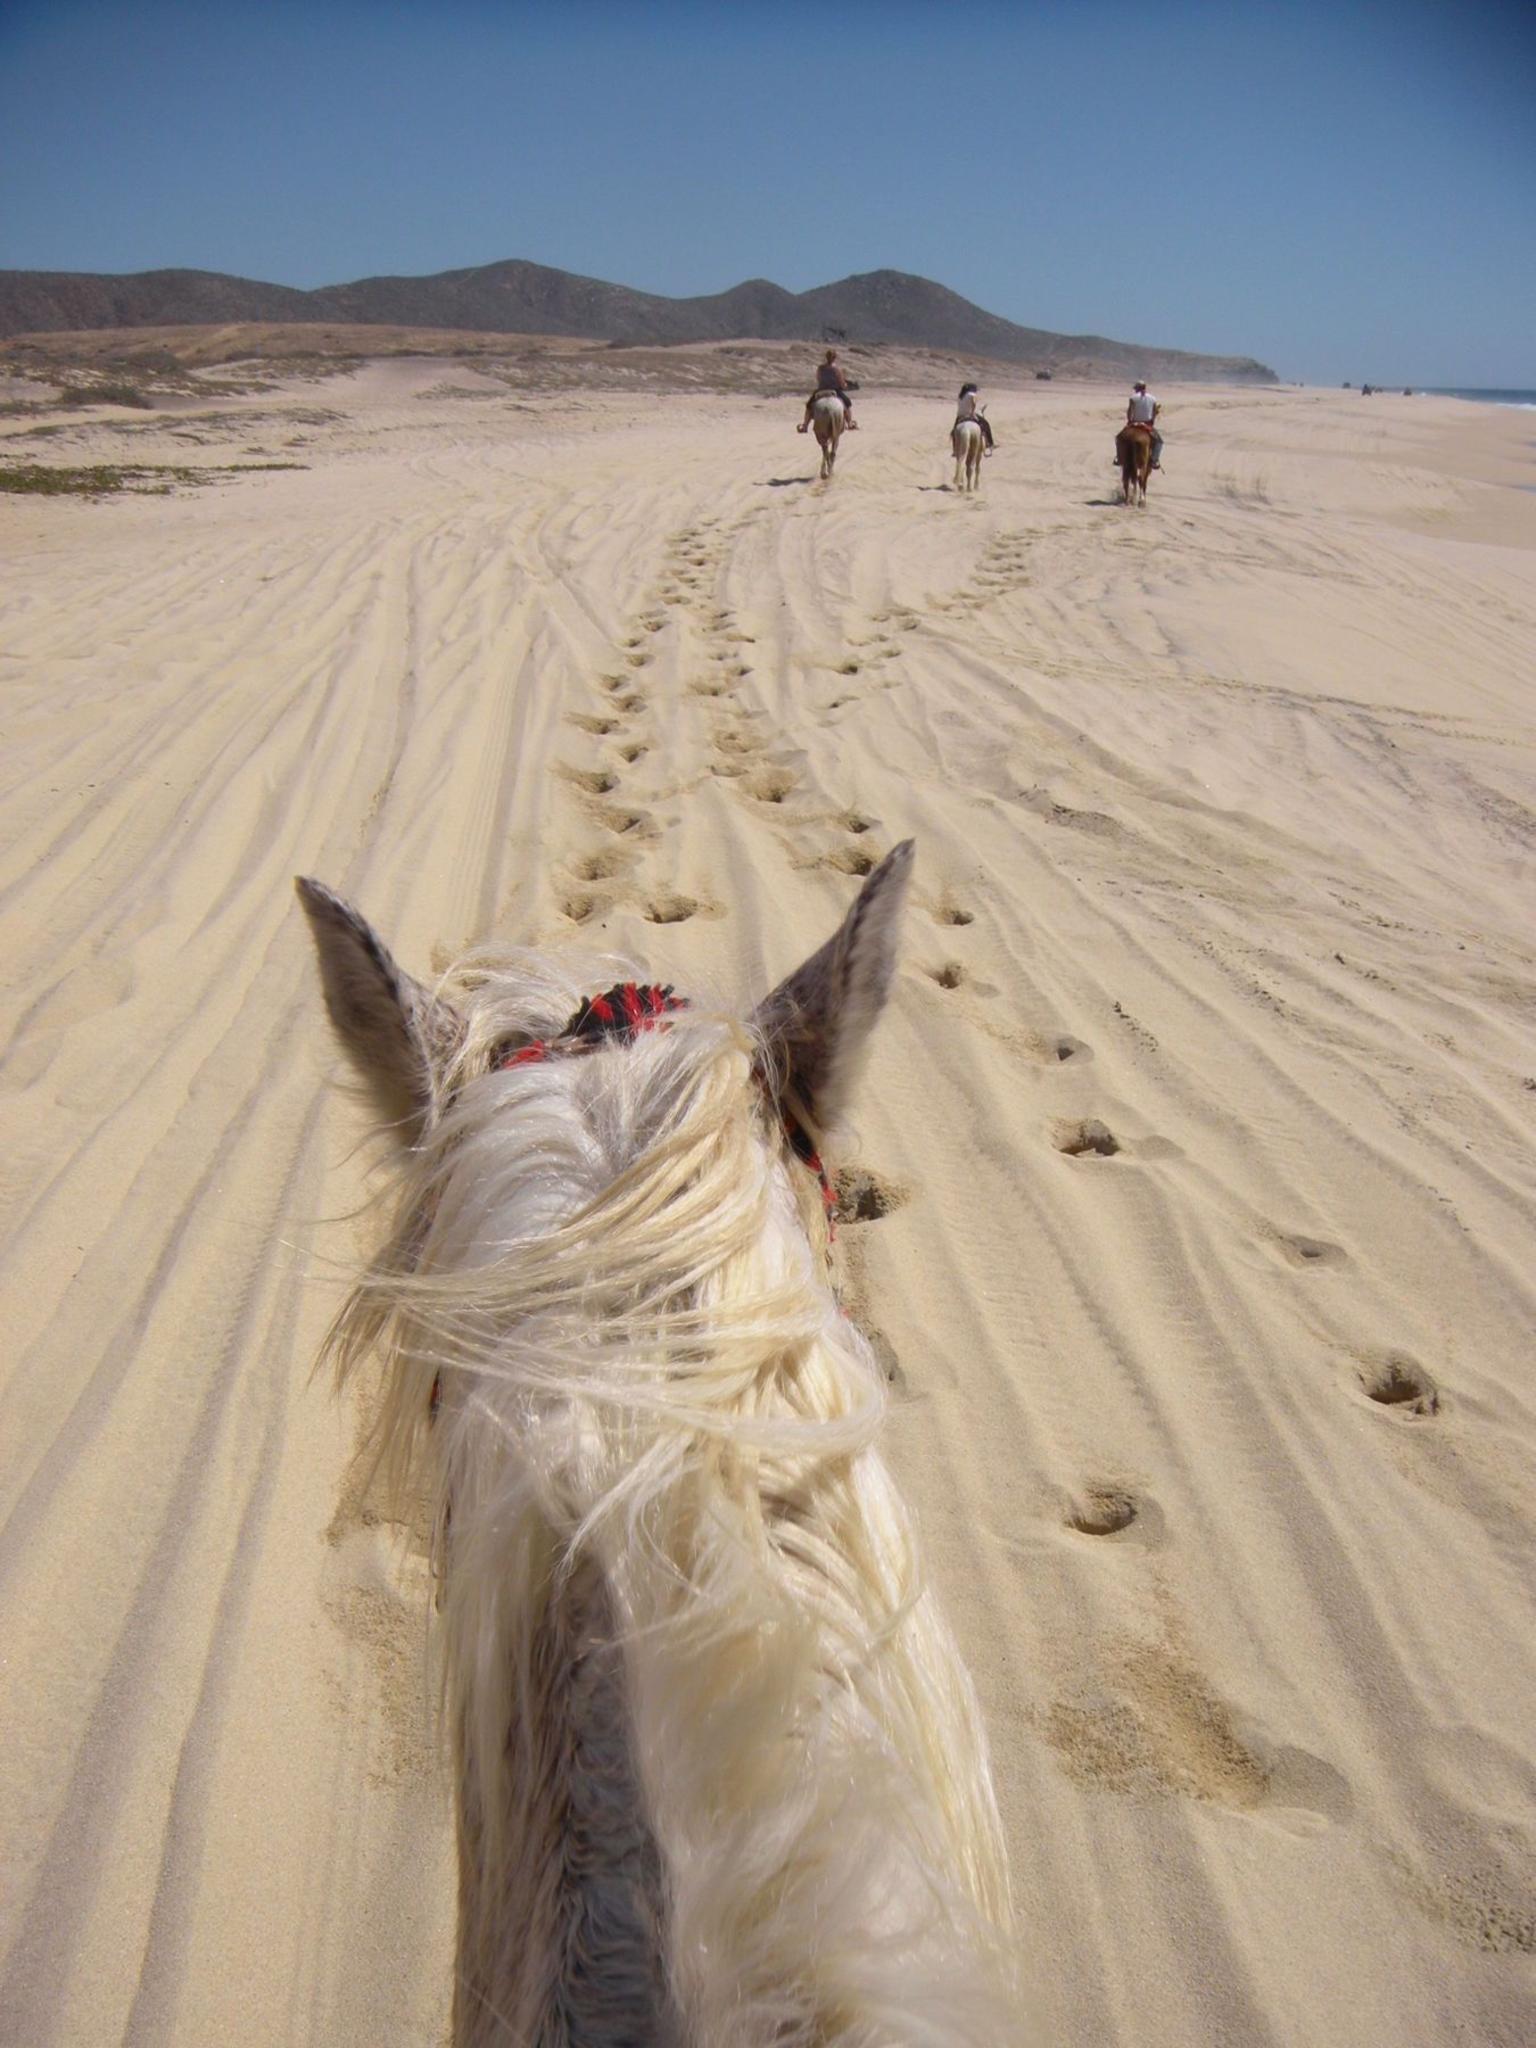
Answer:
[498,980,687,1066]
[494,981,836,1228]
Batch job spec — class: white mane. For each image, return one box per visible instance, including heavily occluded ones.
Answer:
[304,869,1019,2046]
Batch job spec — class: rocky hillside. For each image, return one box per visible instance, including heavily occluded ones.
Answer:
[0,260,1277,383]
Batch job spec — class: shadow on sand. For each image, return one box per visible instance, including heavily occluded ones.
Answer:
[761,475,815,488]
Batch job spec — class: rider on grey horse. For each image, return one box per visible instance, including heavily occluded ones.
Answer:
[954,383,995,453]
[798,349,858,432]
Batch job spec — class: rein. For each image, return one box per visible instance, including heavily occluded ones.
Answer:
[494,982,837,1231]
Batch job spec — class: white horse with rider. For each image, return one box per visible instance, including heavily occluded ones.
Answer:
[798,348,857,478]
[951,382,994,492]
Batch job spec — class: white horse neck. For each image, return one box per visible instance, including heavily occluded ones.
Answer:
[339,977,1015,2044]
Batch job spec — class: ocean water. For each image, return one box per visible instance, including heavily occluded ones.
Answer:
[1425,388,1536,410]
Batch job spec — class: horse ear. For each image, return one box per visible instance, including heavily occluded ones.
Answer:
[755,840,914,1134]
[295,877,463,1133]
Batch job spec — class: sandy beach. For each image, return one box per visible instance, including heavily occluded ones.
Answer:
[2,368,1534,2046]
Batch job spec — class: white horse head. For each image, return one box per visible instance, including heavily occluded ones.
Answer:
[298,844,1017,2046]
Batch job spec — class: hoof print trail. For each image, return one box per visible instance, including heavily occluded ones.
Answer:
[936,905,975,927]
[928,962,965,990]
[1054,1119,1120,1158]
[832,1169,910,1225]
[866,1327,906,1394]
[1356,1353,1440,1417]
[560,893,607,925]
[561,766,618,796]
[1066,1488,1138,1537]
[746,768,796,804]
[571,850,628,883]
[644,894,699,925]
[1054,1036,1092,1063]
[820,847,875,877]
[713,729,761,758]
[596,808,649,837]
[1277,1233,1347,1268]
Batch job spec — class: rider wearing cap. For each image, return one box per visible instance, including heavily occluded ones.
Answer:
[1123,380,1163,470]
[798,348,858,432]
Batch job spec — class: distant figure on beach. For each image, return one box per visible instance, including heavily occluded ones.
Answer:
[798,348,857,433]
[954,383,996,453]
[1119,380,1162,470]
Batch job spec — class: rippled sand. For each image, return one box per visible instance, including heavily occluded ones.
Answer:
[3,368,1534,2045]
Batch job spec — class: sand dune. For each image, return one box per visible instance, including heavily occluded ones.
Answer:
[2,369,1534,2045]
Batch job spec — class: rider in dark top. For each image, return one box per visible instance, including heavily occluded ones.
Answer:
[798,349,857,432]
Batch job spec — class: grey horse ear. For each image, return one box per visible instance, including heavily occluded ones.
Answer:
[295,877,464,1132]
[755,840,915,1135]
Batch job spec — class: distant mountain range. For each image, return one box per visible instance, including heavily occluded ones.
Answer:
[0,260,1277,383]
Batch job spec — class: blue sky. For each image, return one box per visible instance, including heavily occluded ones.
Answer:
[2,0,1532,386]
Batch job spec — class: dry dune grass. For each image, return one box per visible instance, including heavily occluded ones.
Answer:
[2,319,1132,403]
[1,365,1534,2046]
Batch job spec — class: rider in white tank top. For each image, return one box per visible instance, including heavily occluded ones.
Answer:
[1123,380,1163,467]
[954,383,995,451]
